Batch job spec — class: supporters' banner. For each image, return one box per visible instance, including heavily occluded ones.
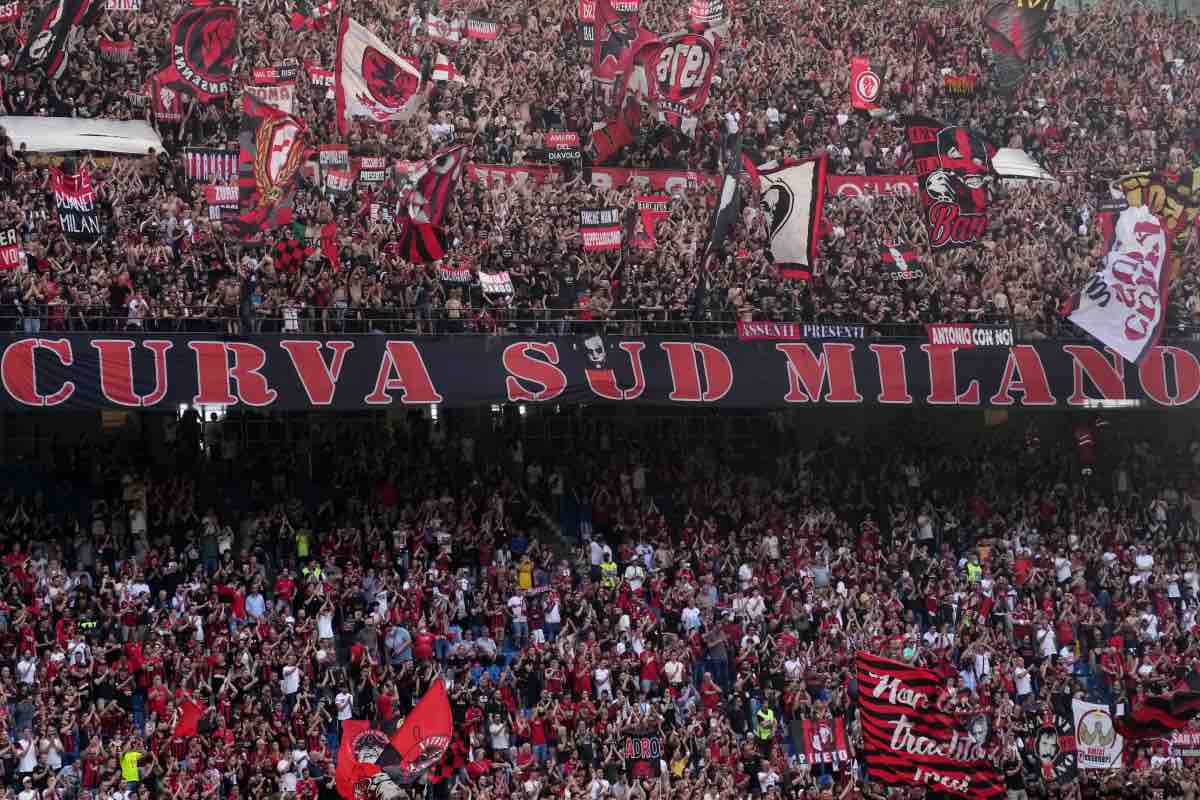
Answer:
[689,0,726,28]
[479,271,514,295]
[1115,169,1200,276]
[203,184,238,220]
[232,94,307,241]
[754,157,828,280]
[105,0,137,9]
[432,52,465,84]
[1073,699,1123,770]
[1019,696,1078,788]
[633,194,670,249]
[13,335,1200,410]
[336,17,423,135]
[99,39,133,63]
[943,73,978,96]
[306,60,334,87]
[467,162,712,193]
[184,148,237,183]
[290,0,335,31]
[590,99,640,164]
[16,0,100,78]
[794,718,850,769]
[926,324,1015,348]
[1066,205,1169,365]
[850,56,881,111]
[325,169,353,197]
[465,16,498,40]
[0,228,19,270]
[880,244,924,280]
[1170,730,1200,758]
[389,679,454,783]
[1116,692,1200,741]
[399,144,468,263]
[547,148,582,165]
[623,732,662,778]
[857,653,1004,799]
[337,720,401,799]
[581,207,623,251]
[148,71,182,122]
[247,65,298,114]
[161,5,239,102]
[546,131,580,150]
[828,174,918,198]
[426,14,462,46]
[738,321,865,340]
[905,116,996,250]
[357,156,386,181]
[984,0,1054,94]
[50,167,101,240]
[438,265,472,283]
[0,1,18,22]
[319,144,349,169]
[578,0,595,45]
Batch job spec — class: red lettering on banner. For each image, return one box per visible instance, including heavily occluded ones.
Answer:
[280,340,355,405]
[91,339,173,407]
[189,342,279,407]
[869,344,913,404]
[1063,345,1126,405]
[988,346,1056,406]
[921,344,980,405]
[0,338,75,406]
[1138,346,1200,406]
[776,343,862,403]
[364,341,444,405]
[502,342,566,402]
[660,342,732,402]
[584,342,647,400]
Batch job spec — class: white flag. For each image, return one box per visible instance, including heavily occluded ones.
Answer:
[1073,699,1124,770]
[1067,205,1169,364]
[335,17,424,135]
[433,52,465,84]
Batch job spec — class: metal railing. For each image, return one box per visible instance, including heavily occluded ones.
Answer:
[5,305,1200,343]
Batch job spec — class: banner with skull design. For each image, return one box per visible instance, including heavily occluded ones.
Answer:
[904,116,996,251]
[230,93,307,242]
[750,156,828,280]
[335,16,424,136]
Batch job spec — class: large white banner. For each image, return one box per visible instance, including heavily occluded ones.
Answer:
[1073,699,1124,770]
[335,17,423,135]
[1068,205,1169,365]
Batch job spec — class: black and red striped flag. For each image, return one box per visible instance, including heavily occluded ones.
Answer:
[1116,692,1200,741]
[397,144,468,263]
[856,653,1004,799]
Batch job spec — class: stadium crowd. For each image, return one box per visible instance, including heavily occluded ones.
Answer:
[0,409,1191,800]
[0,0,1196,337]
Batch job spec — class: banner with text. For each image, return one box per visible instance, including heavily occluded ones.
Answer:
[50,167,101,240]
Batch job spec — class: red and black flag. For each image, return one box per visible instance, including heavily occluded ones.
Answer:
[984,0,1055,95]
[850,56,881,111]
[50,166,101,240]
[879,243,924,280]
[16,0,100,78]
[794,718,850,769]
[398,144,468,263]
[904,116,996,250]
[857,653,1004,799]
[154,4,239,104]
[231,94,307,242]
[592,0,647,83]
[699,124,742,290]
[1116,692,1200,741]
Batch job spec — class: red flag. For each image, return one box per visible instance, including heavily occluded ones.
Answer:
[850,56,881,111]
[320,222,340,272]
[591,0,641,82]
[173,699,203,738]
[389,678,453,782]
[336,720,383,799]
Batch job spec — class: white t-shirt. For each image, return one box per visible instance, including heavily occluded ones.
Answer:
[281,665,300,695]
[1014,668,1033,696]
[1054,557,1072,582]
[17,739,37,772]
[16,657,37,685]
[277,759,297,793]
[335,691,353,721]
